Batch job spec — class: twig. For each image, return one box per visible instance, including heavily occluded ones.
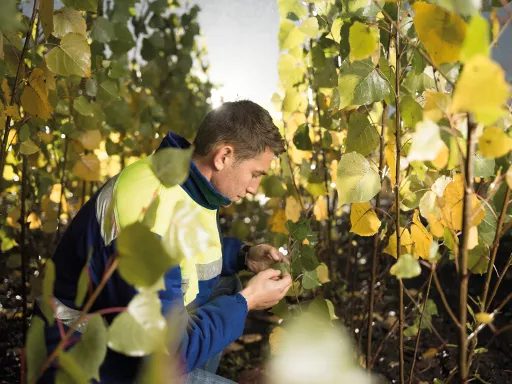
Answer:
[34,259,120,383]
[457,114,477,383]
[367,103,387,369]
[408,268,434,384]
[0,0,40,178]
[486,253,512,310]
[20,156,28,344]
[432,268,461,328]
[482,186,510,310]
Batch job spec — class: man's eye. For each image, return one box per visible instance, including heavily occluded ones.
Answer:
[252,174,259,179]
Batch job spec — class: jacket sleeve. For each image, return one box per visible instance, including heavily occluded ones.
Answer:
[221,236,245,276]
[159,266,248,373]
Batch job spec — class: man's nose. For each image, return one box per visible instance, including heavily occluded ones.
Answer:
[246,179,260,195]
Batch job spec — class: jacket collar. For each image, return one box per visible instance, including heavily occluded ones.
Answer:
[156,132,231,210]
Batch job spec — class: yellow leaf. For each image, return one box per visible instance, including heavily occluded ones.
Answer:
[475,312,493,324]
[19,138,40,155]
[3,165,16,181]
[451,56,509,125]
[439,174,485,230]
[385,139,396,188]
[4,105,21,120]
[316,263,330,283]
[478,127,512,159]
[412,2,467,66]
[424,91,451,122]
[269,209,288,235]
[2,78,12,104]
[285,196,301,223]
[79,130,102,150]
[384,228,413,258]
[431,141,449,169]
[21,68,53,120]
[269,327,285,354]
[27,212,42,230]
[349,21,379,62]
[422,348,438,359]
[72,153,101,181]
[491,9,499,44]
[410,210,433,259]
[313,197,328,221]
[7,207,21,229]
[468,226,478,250]
[350,202,381,237]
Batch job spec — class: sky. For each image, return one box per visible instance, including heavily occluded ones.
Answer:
[193,0,280,111]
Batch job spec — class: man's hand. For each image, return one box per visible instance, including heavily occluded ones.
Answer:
[246,244,289,273]
[240,269,292,311]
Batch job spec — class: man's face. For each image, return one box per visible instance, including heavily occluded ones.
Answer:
[211,148,274,202]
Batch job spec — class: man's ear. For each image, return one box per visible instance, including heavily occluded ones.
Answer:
[212,145,235,171]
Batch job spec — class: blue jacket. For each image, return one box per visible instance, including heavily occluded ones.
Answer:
[39,132,248,382]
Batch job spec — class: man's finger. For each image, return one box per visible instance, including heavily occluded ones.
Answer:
[262,268,282,278]
[277,273,292,288]
[269,248,282,261]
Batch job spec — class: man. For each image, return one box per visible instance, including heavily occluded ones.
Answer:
[38,100,292,383]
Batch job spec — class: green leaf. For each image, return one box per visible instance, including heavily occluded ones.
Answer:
[142,196,160,230]
[300,244,320,271]
[261,175,286,198]
[117,222,177,288]
[66,315,107,381]
[278,0,307,20]
[42,259,56,325]
[74,248,92,308]
[19,124,30,141]
[5,253,22,268]
[20,138,40,155]
[107,292,167,356]
[468,244,489,275]
[26,317,47,383]
[311,46,337,88]
[308,296,332,324]
[55,352,89,384]
[53,8,87,39]
[390,254,422,279]
[46,33,91,77]
[342,0,380,18]
[85,79,97,97]
[349,21,379,62]
[302,269,321,290]
[299,17,319,38]
[40,0,54,40]
[285,217,311,242]
[73,96,93,116]
[336,152,381,205]
[473,154,495,178]
[278,54,305,89]
[338,59,391,109]
[293,124,312,150]
[346,111,379,156]
[460,14,489,63]
[400,96,423,129]
[271,298,291,320]
[478,203,497,246]
[279,19,306,50]
[150,147,192,188]
[90,17,116,43]
[62,0,98,12]
[97,79,119,102]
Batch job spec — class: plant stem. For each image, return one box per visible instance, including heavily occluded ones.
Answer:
[0,0,39,179]
[55,137,69,240]
[393,4,404,381]
[482,186,510,310]
[408,267,434,384]
[35,259,120,383]
[20,155,28,343]
[486,253,512,310]
[432,268,461,328]
[458,115,477,383]
[366,103,387,369]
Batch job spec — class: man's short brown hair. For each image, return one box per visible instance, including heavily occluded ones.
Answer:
[193,100,285,162]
